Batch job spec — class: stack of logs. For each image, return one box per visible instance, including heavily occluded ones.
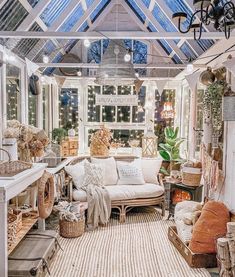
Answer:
[217,222,235,276]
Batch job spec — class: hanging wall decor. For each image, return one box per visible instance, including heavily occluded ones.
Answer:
[90,126,112,157]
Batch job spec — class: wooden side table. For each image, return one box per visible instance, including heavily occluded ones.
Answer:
[164,180,203,219]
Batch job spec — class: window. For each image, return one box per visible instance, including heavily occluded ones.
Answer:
[154,89,175,144]
[43,85,50,134]
[87,85,146,124]
[6,64,21,121]
[59,88,79,132]
[28,93,37,126]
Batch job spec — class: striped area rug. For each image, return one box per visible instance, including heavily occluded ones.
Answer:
[49,208,210,277]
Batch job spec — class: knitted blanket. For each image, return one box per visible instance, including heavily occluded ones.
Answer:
[85,185,111,230]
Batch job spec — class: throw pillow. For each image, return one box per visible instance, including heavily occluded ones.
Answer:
[141,158,162,184]
[189,201,230,254]
[116,159,145,185]
[81,161,105,189]
[91,157,118,185]
[65,159,87,189]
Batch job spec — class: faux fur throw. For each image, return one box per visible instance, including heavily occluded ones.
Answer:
[81,162,111,229]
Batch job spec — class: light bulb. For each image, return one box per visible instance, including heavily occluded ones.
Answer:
[84,39,91,48]
[77,70,82,76]
[135,72,139,78]
[124,52,131,62]
[43,54,49,64]
[187,63,194,74]
[104,73,109,78]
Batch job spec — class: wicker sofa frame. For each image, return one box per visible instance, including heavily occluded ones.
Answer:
[66,156,165,223]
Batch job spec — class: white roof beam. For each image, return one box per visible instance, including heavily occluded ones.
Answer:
[37,62,205,69]
[0,31,230,39]
[81,0,92,27]
[133,0,187,61]
[144,0,155,28]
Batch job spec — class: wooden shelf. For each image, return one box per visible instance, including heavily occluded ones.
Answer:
[8,213,38,255]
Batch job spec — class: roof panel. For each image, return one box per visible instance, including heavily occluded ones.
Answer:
[27,0,40,8]
[86,0,94,9]
[180,42,197,60]
[58,4,84,32]
[133,40,147,64]
[90,0,110,23]
[125,0,146,23]
[0,0,28,31]
[13,22,43,58]
[33,40,56,62]
[141,0,151,8]
[152,3,179,44]
[40,0,72,27]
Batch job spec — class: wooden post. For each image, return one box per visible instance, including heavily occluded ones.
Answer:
[217,237,232,277]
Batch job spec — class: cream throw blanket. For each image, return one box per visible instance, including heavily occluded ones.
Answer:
[81,162,111,229]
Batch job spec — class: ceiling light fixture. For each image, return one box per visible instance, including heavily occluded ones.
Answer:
[84,39,91,48]
[124,49,131,62]
[172,0,235,40]
[42,54,49,63]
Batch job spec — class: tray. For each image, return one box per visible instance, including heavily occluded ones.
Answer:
[168,225,217,268]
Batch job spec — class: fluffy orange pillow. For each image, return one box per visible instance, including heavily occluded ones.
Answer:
[189,201,230,254]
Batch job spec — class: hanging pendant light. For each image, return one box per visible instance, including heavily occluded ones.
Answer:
[94,40,137,86]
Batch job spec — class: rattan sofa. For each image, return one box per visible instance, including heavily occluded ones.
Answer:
[66,156,165,223]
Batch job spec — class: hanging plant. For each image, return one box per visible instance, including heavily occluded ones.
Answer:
[203,80,224,137]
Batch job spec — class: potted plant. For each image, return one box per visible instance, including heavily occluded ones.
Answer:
[159,126,185,175]
[52,128,67,144]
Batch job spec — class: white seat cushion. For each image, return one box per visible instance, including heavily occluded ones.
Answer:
[73,183,164,202]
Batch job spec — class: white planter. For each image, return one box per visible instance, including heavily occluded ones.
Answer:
[2,138,18,160]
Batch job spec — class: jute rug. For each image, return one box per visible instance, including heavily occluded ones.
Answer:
[49,208,210,277]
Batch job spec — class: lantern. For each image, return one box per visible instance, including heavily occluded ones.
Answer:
[142,130,158,158]
[161,102,175,119]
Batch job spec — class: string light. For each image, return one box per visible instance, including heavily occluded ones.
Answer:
[42,54,49,64]
[84,39,91,48]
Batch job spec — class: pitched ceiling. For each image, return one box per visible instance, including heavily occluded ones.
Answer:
[0,0,220,73]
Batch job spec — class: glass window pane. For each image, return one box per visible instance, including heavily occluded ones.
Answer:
[117,85,131,95]
[6,64,21,121]
[132,86,146,123]
[102,106,116,122]
[43,85,50,134]
[117,106,130,122]
[28,93,37,126]
[59,88,79,131]
[88,86,100,122]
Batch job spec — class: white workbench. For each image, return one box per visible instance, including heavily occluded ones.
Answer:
[0,163,47,277]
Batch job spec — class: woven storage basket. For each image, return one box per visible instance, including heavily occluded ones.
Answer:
[59,217,85,238]
[182,167,202,187]
[0,148,32,177]
[8,213,18,248]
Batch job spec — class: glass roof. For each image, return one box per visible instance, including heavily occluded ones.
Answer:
[0,0,217,72]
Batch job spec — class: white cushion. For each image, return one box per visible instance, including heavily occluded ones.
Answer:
[116,159,145,185]
[73,183,164,202]
[65,159,87,189]
[81,161,105,188]
[91,157,118,185]
[141,158,162,184]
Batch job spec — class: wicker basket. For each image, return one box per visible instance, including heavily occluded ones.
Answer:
[0,148,32,177]
[8,213,18,248]
[182,167,202,187]
[59,217,85,238]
